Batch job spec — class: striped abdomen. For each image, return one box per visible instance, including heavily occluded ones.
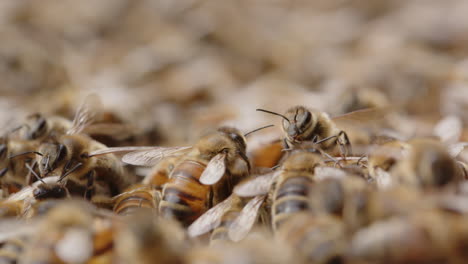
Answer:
[273,176,313,231]
[113,185,159,216]
[160,160,210,226]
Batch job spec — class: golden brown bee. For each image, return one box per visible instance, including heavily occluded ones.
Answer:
[158,127,250,226]
[257,106,387,156]
[28,95,137,200]
[234,151,324,234]
[119,125,262,226]
[276,212,347,264]
[35,134,135,199]
[113,184,161,216]
[114,210,187,264]
[142,156,179,191]
[270,151,324,231]
[392,138,465,188]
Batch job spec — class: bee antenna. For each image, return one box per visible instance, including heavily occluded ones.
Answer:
[25,163,45,184]
[58,162,83,183]
[256,109,290,123]
[9,151,43,159]
[9,125,24,134]
[244,125,275,137]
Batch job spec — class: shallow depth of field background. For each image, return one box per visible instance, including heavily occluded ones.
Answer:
[0,0,467,147]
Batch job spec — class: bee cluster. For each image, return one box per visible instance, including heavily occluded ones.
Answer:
[1,0,468,264]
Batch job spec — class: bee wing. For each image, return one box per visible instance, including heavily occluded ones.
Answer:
[433,116,462,144]
[82,123,137,140]
[332,107,390,131]
[187,194,235,237]
[448,142,468,158]
[234,171,278,197]
[67,94,102,135]
[228,195,266,242]
[199,153,227,185]
[122,146,191,166]
[87,146,156,157]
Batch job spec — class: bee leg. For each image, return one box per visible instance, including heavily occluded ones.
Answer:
[356,154,368,168]
[337,131,352,160]
[84,170,96,200]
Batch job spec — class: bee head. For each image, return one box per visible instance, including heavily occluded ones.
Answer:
[283,106,315,142]
[33,183,68,200]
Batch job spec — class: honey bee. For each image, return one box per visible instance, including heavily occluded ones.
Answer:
[119,125,269,226]
[30,95,137,199]
[113,184,161,216]
[187,194,267,244]
[392,138,465,188]
[114,210,187,264]
[257,106,387,156]
[159,127,250,226]
[234,151,324,234]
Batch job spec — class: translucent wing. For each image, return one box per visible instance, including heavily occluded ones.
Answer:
[83,123,137,140]
[448,142,468,158]
[68,94,102,135]
[332,107,390,131]
[200,153,226,185]
[228,195,266,242]
[122,146,191,166]
[433,116,462,144]
[234,171,278,197]
[187,195,235,237]
[88,146,156,158]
